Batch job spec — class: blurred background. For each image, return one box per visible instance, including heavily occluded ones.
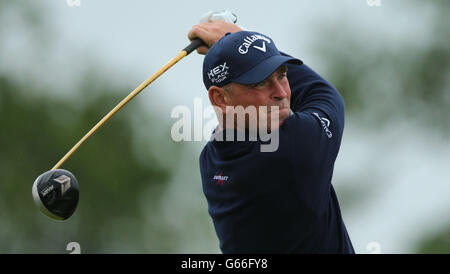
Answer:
[0,0,448,253]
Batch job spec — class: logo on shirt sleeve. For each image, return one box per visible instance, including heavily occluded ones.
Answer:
[312,112,332,138]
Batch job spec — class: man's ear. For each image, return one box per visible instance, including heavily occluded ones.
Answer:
[208,86,230,113]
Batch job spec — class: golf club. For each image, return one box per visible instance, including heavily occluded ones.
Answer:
[32,38,204,220]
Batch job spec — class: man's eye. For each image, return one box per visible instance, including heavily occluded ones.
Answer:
[279,72,287,79]
[252,81,265,88]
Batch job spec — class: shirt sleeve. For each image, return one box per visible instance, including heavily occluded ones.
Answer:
[281,52,345,213]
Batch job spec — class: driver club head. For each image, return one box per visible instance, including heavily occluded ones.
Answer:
[32,169,79,221]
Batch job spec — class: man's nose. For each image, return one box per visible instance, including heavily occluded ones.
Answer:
[271,80,289,101]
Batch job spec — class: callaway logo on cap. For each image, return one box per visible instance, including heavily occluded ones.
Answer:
[203,31,302,90]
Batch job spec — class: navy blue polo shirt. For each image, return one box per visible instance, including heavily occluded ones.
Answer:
[199,57,354,254]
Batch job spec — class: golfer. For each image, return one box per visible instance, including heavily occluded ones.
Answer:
[188,21,354,254]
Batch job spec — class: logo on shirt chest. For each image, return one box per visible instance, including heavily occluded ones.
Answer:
[213,171,229,186]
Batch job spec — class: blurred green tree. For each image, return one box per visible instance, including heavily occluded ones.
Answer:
[0,75,176,253]
[415,224,450,254]
[315,1,450,131]
[311,0,450,253]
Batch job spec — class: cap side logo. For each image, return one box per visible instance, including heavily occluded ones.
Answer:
[207,62,229,84]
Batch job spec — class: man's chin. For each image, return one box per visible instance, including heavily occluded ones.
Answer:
[265,108,290,130]
[274,107,290,121]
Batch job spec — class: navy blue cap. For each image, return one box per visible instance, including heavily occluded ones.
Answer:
[203,31,302,90]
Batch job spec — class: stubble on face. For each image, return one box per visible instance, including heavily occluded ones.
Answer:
[220,66,291,132]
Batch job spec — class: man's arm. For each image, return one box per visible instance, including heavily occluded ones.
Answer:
[283,52,345,133]
[281,56,346,213]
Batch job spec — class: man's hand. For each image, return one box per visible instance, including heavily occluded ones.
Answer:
[187,21,242,55]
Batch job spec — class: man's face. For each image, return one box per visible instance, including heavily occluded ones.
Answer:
[210,65,291,131]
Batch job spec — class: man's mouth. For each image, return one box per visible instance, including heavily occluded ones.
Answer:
[264,103,289,113]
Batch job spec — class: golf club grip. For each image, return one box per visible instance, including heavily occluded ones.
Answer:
[183,38,205,55]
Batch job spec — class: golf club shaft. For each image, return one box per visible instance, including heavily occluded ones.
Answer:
[52,39,204,170]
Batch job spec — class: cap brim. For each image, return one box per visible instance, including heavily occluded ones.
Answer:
[232,55,302,85]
